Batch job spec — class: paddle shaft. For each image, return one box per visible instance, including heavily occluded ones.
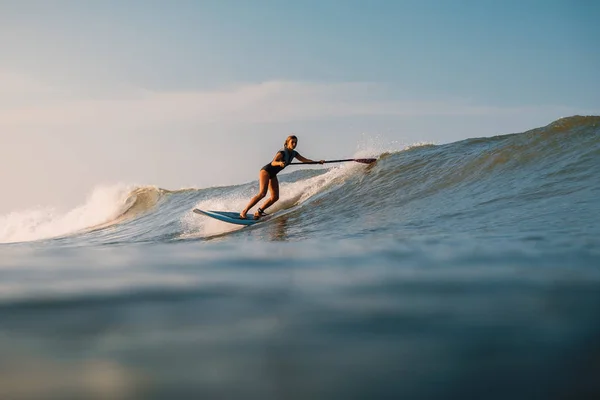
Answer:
[290,158,376,165]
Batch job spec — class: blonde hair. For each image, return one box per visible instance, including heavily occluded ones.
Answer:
[285,135,298,148]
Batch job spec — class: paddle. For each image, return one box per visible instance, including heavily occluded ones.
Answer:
[290,158,377,165]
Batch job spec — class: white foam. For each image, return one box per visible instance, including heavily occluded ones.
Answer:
[0,184,137,244]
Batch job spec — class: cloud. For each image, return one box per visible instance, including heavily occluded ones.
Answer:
[0,72,577,131]
[0,71,72,109]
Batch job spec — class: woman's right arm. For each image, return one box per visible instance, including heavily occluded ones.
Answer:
[271,152,285,168]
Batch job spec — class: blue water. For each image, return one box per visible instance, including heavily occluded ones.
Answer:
[1,116,599,399]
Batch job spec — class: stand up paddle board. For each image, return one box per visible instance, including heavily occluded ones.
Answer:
[193,209,270,226]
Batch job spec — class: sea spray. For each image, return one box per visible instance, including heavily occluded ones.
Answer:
[0,184,139,244]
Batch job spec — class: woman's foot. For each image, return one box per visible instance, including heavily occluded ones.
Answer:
[239,210,247,219]
[253,208,268,220]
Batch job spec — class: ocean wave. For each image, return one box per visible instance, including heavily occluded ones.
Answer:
[2,116,598,245]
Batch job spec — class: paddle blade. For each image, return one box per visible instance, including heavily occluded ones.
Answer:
[354,158,377,164]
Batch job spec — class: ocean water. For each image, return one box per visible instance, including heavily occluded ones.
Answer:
[1,116,599,399]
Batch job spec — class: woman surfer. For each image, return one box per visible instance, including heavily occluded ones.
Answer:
[240,135,324,219]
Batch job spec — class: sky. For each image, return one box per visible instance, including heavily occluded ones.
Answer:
[1,0,599,213]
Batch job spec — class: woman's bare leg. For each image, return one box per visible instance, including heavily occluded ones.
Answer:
[256,176,279,216]
[240,170,270,218]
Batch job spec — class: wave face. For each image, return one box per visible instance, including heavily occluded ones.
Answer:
[2,115,598,247]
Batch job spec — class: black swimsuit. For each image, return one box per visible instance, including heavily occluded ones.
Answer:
[261,149,297,178]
